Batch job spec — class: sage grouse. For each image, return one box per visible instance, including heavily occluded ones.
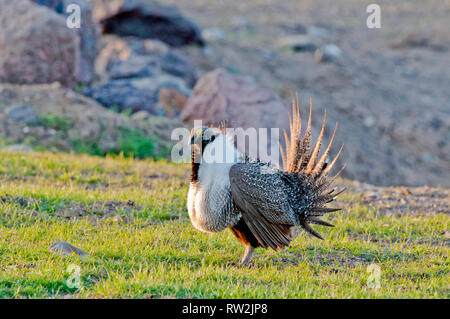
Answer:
[188,99,345,264]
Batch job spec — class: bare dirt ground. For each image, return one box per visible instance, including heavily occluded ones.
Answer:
[168,0,450,187]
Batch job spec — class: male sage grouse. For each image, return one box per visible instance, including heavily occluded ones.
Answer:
[188,99,345,264]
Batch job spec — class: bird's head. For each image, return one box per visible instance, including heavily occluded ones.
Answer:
[190,126,242,166]
[190,127,219,154]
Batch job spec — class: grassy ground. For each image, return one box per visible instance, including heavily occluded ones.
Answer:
[0,151,448,298]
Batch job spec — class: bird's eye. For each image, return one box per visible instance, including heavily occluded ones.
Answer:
[210,135,216,142]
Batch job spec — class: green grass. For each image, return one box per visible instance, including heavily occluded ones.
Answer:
[0,151,448,298]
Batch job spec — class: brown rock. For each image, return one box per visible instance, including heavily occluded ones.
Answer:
[158,88,188,117]
[180,69,290,163]
[31,0,100,84]
[0,0,80,87]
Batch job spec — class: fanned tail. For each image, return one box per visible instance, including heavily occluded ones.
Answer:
[279,96,345,239]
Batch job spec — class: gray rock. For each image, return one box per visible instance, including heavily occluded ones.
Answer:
[202,27,226,42]
[4,104,40,124]
[314,44,342,63]
[49,241,86,257]
[86,79,159,114]
[93,0,203,47]
[85,75,190,115]
[0,0,80,87]
[307,26,330,38]
[107,55,158,79]
[160,50,198,88]
[2,144,33,152]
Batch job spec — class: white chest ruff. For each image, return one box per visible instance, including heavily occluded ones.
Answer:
[187,163,239,233]
[187,135,243,233]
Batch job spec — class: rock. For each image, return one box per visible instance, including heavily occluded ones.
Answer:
[280,23,307,34]
[49,241,86,257]
[64,0,99,84]
[107,55,158,79]
[363,116,377,128]
[131,110,151,121]
[2,144,33,152]
[124,38,170,57]
[160,50,198,88]
[32,0,100,84]
[86,79,161,114]
[30,0,64,12]
[202,27,226,42]
[96,36,198,87]
[420,152,434,164]
[364,191,380,201]
[307,26,330,38]
[158,87,188,117]
[86,74,190,114]
[91,0,203,46]
[277,35,318,52]
[0,0,80,87]
[4,105,40,124]
[314,44,342,63]
[180,69,290,163]
[390,34,446,51]
[131,75,191,98]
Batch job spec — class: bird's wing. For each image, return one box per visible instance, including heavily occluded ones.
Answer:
[229,163,294,250]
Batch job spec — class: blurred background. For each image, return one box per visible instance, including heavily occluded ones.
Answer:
[0,0,448,187]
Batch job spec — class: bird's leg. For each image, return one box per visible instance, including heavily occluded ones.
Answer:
[240,246,254,265]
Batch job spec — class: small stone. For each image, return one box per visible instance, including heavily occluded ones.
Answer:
[363,116,377,128]
[308,26,330,38]
[49,241,86,257]
[131,110,151,121]
[314,44,342,63]
[364,192,379,201]
[202,27,226,42]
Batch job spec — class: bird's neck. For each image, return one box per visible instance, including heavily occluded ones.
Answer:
[191,146,201,183]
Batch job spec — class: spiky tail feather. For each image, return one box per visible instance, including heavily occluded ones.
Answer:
[279,96,345,240]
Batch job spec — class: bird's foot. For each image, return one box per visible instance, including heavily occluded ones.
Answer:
[240,246,254,265]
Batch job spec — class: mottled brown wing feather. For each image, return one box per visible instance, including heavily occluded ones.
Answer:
[229,164,293,250]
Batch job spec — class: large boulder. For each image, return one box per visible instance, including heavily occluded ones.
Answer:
[85,74,190,115]
[180,69,291,163]
[96,36,197,87]
[0,0,80,87]
[88,0,203,46]
[31,0,100,84]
